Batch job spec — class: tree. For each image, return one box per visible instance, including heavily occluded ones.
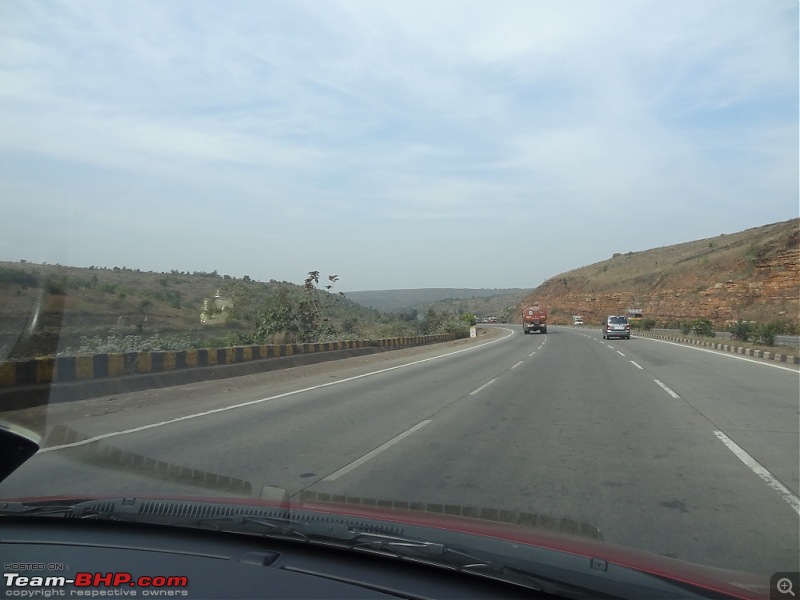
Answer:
[240,271,342,344]
[461,313,478,327]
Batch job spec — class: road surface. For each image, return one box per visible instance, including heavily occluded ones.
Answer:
[2,326,798,578]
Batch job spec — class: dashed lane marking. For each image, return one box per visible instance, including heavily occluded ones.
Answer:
[654,379,681,399]
[469,378,498,396]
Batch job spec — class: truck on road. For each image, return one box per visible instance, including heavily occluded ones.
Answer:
[521,305,547,334]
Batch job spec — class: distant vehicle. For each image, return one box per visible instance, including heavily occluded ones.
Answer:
[626,308,643,327]
[487,316,497,323]
[521,305,547,334]
[573,315,584,325]
[603,315,630,339]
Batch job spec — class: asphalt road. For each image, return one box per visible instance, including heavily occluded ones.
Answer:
[2,326,798,578]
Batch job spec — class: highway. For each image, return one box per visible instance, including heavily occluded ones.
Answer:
[2,326,798,578]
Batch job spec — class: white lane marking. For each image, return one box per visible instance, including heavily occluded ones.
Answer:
[654,379,681,399]
[528,351,537,357]
[510,360,524,370]
[639,337,799,373]
[469,378,498,396]
[617,351,625,356]
[607,345,615,349]
[714,431,800,516]
[630,361,644,370]
[323,420,432,482]
[40,329,516,453]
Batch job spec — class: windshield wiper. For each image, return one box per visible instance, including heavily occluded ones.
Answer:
[0,498,677,599]
[204,515,617,598]
[0,499,110,519]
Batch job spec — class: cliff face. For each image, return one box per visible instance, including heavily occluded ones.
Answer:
[521,219,799,326]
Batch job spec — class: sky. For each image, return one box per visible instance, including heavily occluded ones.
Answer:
[1,1,797,291]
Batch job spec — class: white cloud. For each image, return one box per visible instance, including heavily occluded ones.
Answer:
[0,0,796,288]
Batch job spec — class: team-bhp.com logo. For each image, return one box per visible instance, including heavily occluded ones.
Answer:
[4,571,189,596]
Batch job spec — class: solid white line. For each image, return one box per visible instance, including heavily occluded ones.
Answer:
[41,329,517,453]
[617,351,625,356]
[654,379,681,399]
[713,431,800,516]
[639,337,798,373]
[510,361,524,370]
[630,361,644,370]
[322,420,432,482]
[469,378,498,396]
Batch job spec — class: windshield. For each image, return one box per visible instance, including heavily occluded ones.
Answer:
[1,0,798,596]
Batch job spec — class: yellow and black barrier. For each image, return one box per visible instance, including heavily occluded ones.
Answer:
[0,334,458,388]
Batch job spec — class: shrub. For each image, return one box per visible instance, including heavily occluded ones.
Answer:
[679,321,692,335]
[756,321,780,346]
[45,277,66,296]
[0,267,39,288]
[729,320,754,342]
[690,318,715,337]
[66,332,197,355]
[640,318,656,331]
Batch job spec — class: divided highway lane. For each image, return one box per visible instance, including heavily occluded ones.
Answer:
[307,327,798,577]
[580,328,799,498]
[2,326,796,579]
[1,327,529,497]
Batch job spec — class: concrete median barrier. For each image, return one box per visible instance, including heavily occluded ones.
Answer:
[0,335,459,410]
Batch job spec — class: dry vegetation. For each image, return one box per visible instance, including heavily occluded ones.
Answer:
[523,219,799,331]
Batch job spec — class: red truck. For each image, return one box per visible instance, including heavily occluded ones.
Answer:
[521,305,547,334]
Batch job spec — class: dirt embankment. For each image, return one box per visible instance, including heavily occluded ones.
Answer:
[520,219,799,326]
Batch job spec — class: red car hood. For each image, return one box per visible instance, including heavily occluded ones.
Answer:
[5,492,769,599]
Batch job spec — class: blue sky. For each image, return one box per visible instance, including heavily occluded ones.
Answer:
[1,1,797,291]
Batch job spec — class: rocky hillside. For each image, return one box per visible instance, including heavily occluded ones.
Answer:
[520,219,799,327]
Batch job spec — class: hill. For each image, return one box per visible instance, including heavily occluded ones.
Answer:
[0,264,378,359]
[345,288,529,312]
[519,219,799,327]
[413,291,531,323]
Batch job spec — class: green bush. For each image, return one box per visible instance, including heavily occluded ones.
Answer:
[729,320,754,342]
[640,318,656,331]
[45,276,66,296]
[679,321,692,335]
[0,267,40,288]
[729,319,795,345]
[690,318,715,337]
[769,318,798,335]
[756,321,780,346]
